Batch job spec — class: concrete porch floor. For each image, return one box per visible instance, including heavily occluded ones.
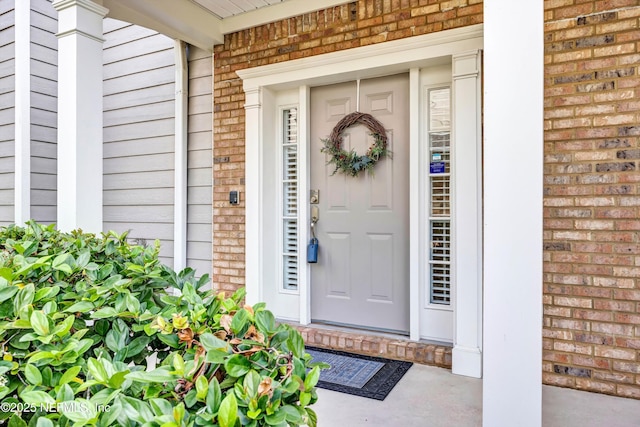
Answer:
[312,363,640,426]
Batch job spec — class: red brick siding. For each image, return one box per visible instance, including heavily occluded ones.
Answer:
[544,1,640,398]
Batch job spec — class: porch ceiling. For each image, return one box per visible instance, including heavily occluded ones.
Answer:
[102,0,350,50]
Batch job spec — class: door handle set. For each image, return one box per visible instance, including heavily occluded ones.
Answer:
[308,200,320,263]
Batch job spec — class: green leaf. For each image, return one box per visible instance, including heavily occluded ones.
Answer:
[224,354,251,378]
[173,353,185,374]
[218,393,238,427]
[24,364,42,385]
[87,358,109,383]
[255,310,276,334]
[35,418,54,427]
[8,414,28,427]
[13,283,35,314]
[306,407,318,427]
[76,249,90,268]
[243,370,260,397]
[58,365,82,386]
[195,375,208,400]
[20,390,56,406]
[0,286,18,304]
[60,398,97,423]
[125,293,140,314]
[57,383,74,402]
[287,329,305,359]
[125,336,150,358]
[126,368,177,383]
[299,391,311,407]
[91,307,118,319]
[108,370,129,389]
[0,267,12,281]
[230,309,249,336]
[304,366,320,391]
[206,377,222,413]
[64,300,94,313]
[30,310,50,336]
[265,409,287,425]
[199,333,231,352]
[52,315,75,338]
[52,253,74,275]
[150,398,173,417]
[205,349,229,364]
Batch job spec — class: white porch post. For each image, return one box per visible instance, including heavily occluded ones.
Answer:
[14,0,31,224]
[452,50,483,378]
[53,0,108,233]
[483,1,543,426]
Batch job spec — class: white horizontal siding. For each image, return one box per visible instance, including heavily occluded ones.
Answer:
[30,0,57,225]
[102,19,176,267]
[104,135,174,158]
[0,2,13,224]
[0,1,15,17]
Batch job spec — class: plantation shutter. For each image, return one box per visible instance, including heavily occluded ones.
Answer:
[428,88,452,305]
[282,108,299,291]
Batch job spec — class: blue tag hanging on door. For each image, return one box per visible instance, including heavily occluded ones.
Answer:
[307,238,318,263]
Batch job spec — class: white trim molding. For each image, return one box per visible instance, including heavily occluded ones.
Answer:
[53,0,108,233]
[174,40,188,272]
[239,25,484,375]
[452,50,483,378]
[14,0,31,224]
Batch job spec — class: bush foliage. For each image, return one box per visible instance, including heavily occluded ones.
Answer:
[0,222,322,427]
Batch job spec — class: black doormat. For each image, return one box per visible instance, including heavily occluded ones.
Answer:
[306,346,413,401]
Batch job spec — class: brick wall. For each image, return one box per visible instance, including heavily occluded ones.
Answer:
[544,1,640,399]
[213,0,640,399]
[212,0,482,291]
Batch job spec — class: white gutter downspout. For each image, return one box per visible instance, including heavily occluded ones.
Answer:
[14,0,31,224]
[174,40,188,272]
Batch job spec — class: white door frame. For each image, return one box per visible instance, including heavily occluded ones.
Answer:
[239,24,483,378]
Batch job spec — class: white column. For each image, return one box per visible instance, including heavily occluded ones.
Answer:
[244,87,262,304]
[53,0,108,233]
[174,40,188,271]
[14,0,31,224]
[483,1,543,426]
[452,50,483,378]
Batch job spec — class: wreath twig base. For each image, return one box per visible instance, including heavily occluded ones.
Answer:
[320,112,390,177]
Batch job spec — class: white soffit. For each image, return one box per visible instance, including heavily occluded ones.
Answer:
[103,0,351,50]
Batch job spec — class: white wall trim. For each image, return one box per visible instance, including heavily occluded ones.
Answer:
[452,50,483,378]
[409,68,421,342]
[244,87,263,306]
[237,24,483,88]
[53,0,108,233]
[174,40,188,272]
[240,26,483,362]
[299,85,311,325]
[103,0,223,50]
[483,0,543,424]
[14,0,31,225]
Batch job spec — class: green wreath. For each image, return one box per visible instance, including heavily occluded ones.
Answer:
[320,112,390,177]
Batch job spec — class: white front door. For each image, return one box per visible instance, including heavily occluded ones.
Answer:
[309,74,410,334]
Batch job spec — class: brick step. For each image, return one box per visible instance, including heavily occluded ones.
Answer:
[293,324,452,368]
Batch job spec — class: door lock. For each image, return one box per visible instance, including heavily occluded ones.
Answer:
[310,190,319,204]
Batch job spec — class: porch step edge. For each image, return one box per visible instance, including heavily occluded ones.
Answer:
[292,324,453,369]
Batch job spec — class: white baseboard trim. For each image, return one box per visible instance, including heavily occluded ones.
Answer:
[453,345,482,378]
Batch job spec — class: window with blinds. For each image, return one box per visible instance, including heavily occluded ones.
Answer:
[281,108,299,291]
[428,88,451,305]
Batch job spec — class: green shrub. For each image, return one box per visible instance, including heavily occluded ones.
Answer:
[0,222,323,427]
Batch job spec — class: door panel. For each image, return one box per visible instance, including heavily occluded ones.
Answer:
[310,74,409,334]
